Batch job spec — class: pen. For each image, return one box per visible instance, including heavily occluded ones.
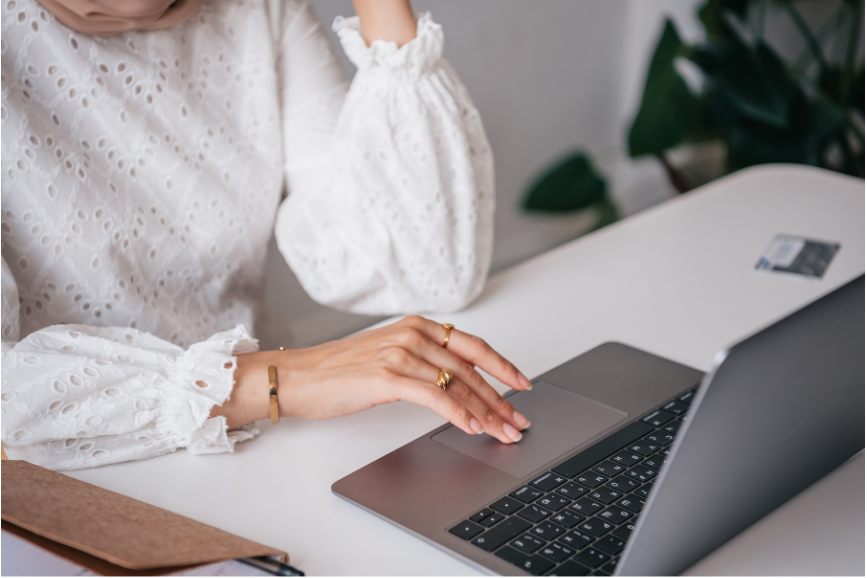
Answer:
[239,556,305,576]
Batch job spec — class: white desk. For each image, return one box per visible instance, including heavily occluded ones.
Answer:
[63,164,864,575]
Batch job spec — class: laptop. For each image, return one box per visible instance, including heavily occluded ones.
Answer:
[332,275,865,576]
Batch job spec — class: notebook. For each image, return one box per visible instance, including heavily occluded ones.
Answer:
[1,458,289,576]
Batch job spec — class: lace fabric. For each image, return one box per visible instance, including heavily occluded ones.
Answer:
[1,0,494,470]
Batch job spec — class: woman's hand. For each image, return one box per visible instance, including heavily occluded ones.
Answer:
[213,316,533,444]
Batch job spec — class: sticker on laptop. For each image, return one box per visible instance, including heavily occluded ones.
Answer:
[755,234,840,279]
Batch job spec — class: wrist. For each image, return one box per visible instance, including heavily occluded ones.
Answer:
[211,349,286,428]
[352,0,416,47]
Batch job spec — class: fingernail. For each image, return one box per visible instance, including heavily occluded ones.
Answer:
[518,372,533,390]
[503,422,523,443]
[470,418,484,434]
[513,411,531,430]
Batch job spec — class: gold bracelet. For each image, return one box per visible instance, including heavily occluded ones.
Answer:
[268,347,287,424]
[268,365,279,424]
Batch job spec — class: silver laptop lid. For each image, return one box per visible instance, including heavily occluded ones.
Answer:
[617,275,865,575]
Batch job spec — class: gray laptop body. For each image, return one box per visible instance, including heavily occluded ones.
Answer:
[332,275,865,576]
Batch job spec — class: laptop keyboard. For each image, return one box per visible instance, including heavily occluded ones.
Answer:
[448,387,697,576]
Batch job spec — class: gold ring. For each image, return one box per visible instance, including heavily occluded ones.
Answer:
[436,368,453,391]
[441,323,455,348]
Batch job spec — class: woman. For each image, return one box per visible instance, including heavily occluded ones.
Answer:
[1,0,532,470]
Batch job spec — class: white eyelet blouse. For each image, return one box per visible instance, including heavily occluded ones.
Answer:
[0,0,495,470]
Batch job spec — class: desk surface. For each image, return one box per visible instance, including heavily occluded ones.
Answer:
[64,164,864,575]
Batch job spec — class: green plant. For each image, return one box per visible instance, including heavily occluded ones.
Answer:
[521,152,618,231]
[522,0,864,218]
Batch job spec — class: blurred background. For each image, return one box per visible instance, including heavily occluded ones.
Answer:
[266,0,864,347]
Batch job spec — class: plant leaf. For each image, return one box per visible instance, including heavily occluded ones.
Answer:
[591,198,619,232]
[727,90,847,170]
[847,65,864,116]
[713,39,794,128]
[819,65,854,107]
[699,0,750,42]
[628,20,700,157]
[522,152,607,212]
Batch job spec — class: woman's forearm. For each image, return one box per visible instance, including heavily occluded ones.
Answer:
[352,0,416,47]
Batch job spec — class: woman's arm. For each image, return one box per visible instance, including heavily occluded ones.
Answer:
[275,2,495,315]
[211,315,532,444]
[1,258,259,470]
[352,0,416,47]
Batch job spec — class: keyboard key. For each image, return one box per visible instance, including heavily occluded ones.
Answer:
[612,521,636,540]
[549,560,592,576]
[678,388,697,405]
[495,545,555,576]
[625,467,658,483]
[662,420,682,435]
[559,529,595,549]
[626,441,659,456]
[634,485,652,499]
[471,517,531,551]
[616,495,645,513]
[490,496,525,515]
[595,535,627,556]
[574,547,611,568]
[593,461,626,478]
[644,432,674,447]
[531,472,568,492]
[640,409,675,428]
[662,418,684,436]
[570,497,604,516]
[518,504,551,524]
[599,506,633,524]
[448,520,484,540]
[658,447,671,457]
[553,422,654,478]
[537,493,571,511]
[574,473,607,488]
[642,455,664,470]
[550,508,584,529]
[661,400,689,416]
[531,521,565,540]
[610,450,643,467]
[479,512,505,527]
[606,475,640,493]
[511,485,545,504]
[578,517,614,537]
[557,481,588,500]
[469,508,494,524]
[539,541,575,563]
[510,533,545,554]
[588,488,622,505]
[599,557,619,575]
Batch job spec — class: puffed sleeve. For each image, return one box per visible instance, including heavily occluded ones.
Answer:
[274,3,495,315]
[1,258,260,471]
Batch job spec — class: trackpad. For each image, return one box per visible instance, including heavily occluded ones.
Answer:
[432,381,628,478]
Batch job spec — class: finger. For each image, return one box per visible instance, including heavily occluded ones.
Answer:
[392,375,484,437]
[377,345,524,440]
[403,316,532,392]
[444,378,524,444]
[409,337,531,431]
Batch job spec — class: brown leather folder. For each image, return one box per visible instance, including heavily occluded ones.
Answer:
[1,458,289,576]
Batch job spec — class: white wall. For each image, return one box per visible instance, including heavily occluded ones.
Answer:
[261,0,738,347]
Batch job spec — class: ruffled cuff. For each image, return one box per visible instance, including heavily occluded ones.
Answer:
[333,12,443,78]
[157,325,261,454]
